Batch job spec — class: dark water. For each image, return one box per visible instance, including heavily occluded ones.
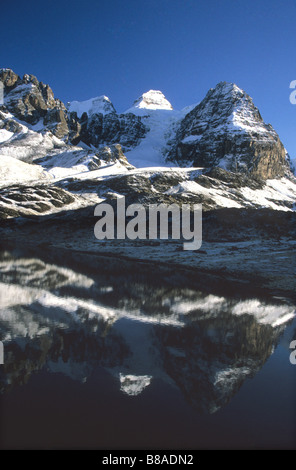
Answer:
[0,245,295,449]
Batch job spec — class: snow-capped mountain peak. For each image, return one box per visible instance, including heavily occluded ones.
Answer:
[167,80,292,179]
[211,81,243,96]
[67,95,116,118]
[129,90,173,111]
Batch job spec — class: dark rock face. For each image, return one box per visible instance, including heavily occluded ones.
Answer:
[79,112,147,150]
[86,144,133,170]
[0,69,21,91]
[0,184,75,218]
[202,167,265,190]
[167,82,290,179]
[43,107,69,139]
[0,68,69,138]
[0,110,23,133]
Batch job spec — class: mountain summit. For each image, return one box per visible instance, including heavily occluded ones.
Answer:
[167,81,290,179]
[67,95,116,118]
[131,90,173,111]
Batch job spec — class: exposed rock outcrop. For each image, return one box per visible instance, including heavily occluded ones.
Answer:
[0,69,68,139]
[167,82,291,179]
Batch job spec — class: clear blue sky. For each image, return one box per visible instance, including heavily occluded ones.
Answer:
[1,0,295,158]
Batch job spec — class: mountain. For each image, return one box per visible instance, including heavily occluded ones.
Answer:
[166,82,291,179]
[1,68,293,178]
[1,69,294,174]
[0,68,295,221]
[0,68,147,151]
[126,89,173,112]
[0,68,70,140]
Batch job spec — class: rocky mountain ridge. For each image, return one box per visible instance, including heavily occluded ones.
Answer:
[0,68,294,180]
[0,68,295,223]
[167,82,291,179]
[127,89,174,111]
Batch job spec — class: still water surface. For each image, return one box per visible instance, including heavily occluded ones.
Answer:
[0,246,295,449]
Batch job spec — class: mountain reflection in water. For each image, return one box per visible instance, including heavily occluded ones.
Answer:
[0,246,295,448]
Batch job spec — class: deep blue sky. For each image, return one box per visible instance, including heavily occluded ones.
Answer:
[1,0,295,157]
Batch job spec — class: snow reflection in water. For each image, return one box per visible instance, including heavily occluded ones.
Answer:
[0,247,294,417]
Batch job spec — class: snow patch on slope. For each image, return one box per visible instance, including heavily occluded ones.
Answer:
[0,155,51,186]
[123,109,187,167]
[166,180,241,208]
[165,176,296,211]
[0,129,14,144]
